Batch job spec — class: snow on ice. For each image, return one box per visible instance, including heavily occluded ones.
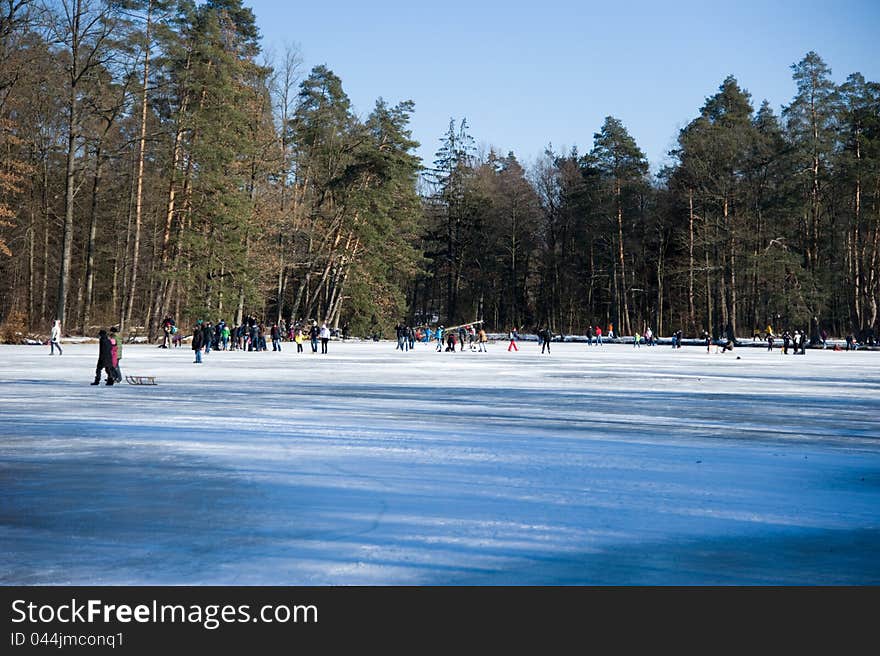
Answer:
[1,340,878,584]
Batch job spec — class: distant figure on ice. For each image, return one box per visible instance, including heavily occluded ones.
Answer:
[221,322,230,350]
[539,327,552,354]
[435,325,445,352]
[320,322,330,354]
[396,322,408,351]
[192,321,204,363]
[595,325,603,345]
[507,327,519,352]
[767,332,775,351]
[50,319,63,355]
[295,328,304,353]
[586,325,594,346]
[271,323,281,351]
[309,321,319,353]
[160,315,175,348]
[91,330,115,385]
[607,323,615,340]
[445,331,456,352]
[478,326,488,352]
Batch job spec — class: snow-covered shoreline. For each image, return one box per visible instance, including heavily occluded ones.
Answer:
[2,341,879,584]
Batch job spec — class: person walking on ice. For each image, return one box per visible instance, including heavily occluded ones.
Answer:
[478,326,488,352]
[507,327,519,351]
[50,319,63,355]
[320,322,330,354]
[192,321,204,363]
[109,326,123,382]
[539,326,552,354]
[91,329,115,385]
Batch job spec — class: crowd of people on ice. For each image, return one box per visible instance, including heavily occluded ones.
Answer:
[155,315,344,363]
[36,314,878,385]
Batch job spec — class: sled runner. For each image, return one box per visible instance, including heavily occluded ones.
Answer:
[125,375,157,385]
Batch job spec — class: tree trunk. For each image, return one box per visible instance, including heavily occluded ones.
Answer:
[688,188,696,331]
[57,74,78,326]
[81,143,104,335]
[125,2,152,329]
[616,179,631,335]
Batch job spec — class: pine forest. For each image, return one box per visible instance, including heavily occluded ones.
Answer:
[1,0,879,342]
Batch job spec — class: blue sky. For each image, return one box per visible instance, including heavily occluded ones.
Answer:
[247,0,880,172]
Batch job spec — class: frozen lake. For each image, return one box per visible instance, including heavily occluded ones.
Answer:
[1,339,879,584]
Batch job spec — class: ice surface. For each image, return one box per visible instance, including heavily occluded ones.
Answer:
[1,340,878,584]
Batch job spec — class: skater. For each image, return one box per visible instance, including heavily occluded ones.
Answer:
[192,321,204,363]
[792,330,802,354]
[645,327,654,346]
[586,325,594,346]
[540,327,552,354]
[595,325,603,345]
[271,323,281,351]
[91,330,115,385]
[633,331,641,348]
[767,333,775,351]
[820,328,828,349]
[309,321,319,353]
[295,328,304,353]
[507,327,519,352]
[445,331,456,352]
[221,322,230,350]
[435,325,445,352]
[320,322,330,354]
[396,322,407,351]
[50,319,63,355]
[782,330,791,354]
[703,330,712,353]
[160,316,174,348]
[607,322,615,340]
[478,326,488,352]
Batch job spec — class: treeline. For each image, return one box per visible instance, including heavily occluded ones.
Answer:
[0,0,421,340]
[419,60,880,339]
[1,1,878,341]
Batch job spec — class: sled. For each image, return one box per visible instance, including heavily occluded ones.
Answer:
[125,375,157,385]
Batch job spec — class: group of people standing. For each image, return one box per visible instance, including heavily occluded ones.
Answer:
[767,329,808,355]
[189,316,333,362]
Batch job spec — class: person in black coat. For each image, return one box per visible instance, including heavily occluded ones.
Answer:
[192,322,204,363]
[541,327,552,354]
[91,330,115,385]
